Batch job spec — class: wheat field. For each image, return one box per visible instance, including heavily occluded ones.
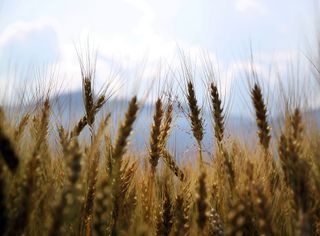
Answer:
[0,58,319,236]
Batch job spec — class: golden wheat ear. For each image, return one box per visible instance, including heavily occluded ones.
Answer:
[208,207,224,236]
[250,83,271,152]
[196,170,209,234]
[149,98,164,176]
[252,186,275,236]
[110,96,139,191]
[279,108,315,231]
[14,113,30,143]
[93,176,112,236]
[49,138,82,236]
[173,183,191,236]
[159,102,173,149]
[226,196,256,236]
[6,100,51,236]
[210,82,225,145]
[156,182,174,236]
[82,76,94,127]
[31,98,51,157]
[161,150,185,181]
[107,97,139,235]
[186,81,204,163]
[158,101,185,181]
[81,114,110,235]
[112,96,139,160]
[70,94,106,138]
[221,148,235,191]
[111,160,137,234]
[58,125,69,155]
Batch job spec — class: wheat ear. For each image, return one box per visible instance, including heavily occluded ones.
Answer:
[112,96,139,160]
[196,170,209,233]
[251,83,271,152]
[208,207,224,236]
[156,183,173,236]
[109,96,139,234]
[186,81,204,162]
[14,113,30,143]
[173,183,191,236]
[149,98,164,176]
[161,150,185,181]
[159,102,173,148]
[71,94,106,138]
[81,114,110,235]
[210,82,224,145]
[82,76,94,128]
[49,138,82,236]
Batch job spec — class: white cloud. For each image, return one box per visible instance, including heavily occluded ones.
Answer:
[234,0,268,15]
[0,1,312,111]
[0,21,60,72]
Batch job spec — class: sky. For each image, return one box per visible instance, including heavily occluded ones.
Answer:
[0,0,318,115]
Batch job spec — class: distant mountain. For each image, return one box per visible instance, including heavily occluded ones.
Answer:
[10,90,320,157]
[49,90,257,156]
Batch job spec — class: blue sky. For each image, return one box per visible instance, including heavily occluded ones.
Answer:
[0,0,318,115]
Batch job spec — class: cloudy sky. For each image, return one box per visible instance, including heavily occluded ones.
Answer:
[0,0,318,115]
